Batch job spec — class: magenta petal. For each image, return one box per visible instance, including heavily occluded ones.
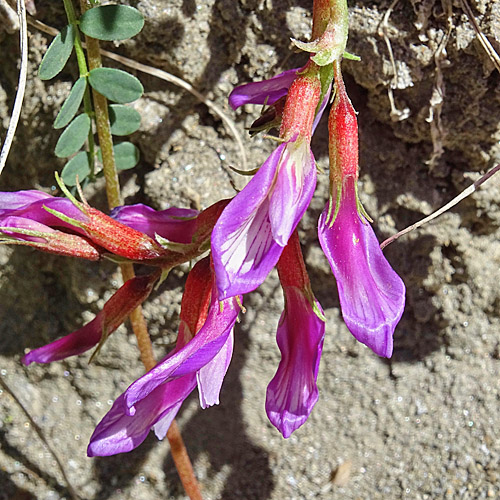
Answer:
[0,193,86,232]
[123,287,241,412]
[228,68,299,110]
[197,329,234,408]
[110,204,198,243]
[211,143,287,298]
[266,287,325,438]
[312,85,331,134]
[318,178,406,358]
[0,190,53,214]
[22,317,102,365]
[268,142,316,246]
[87,375,196,456]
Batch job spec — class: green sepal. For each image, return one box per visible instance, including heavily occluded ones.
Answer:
[291,38,343,67]
[343,51,361,61]
[155,233,190,254]
[229,165,260,176]
[102,253,135,264]
[156,268,171,290]
[316,64,334,120]
[88,324,110,364]
[312,49,337,66]
[355,182,373,223]
[55,171,84,208]
[196,238,212,254]
[325,183,342,228]
[0,227,49,241]
[312,300,327,322]
[291,37,321,54]
[42,205,86,230]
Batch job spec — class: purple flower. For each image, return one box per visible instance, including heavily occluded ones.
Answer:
[88,258,237,455]
[211,137,316,299]
[87,326,235,456]
[88,375,197,456]
[197,329,234,408]
[266,286,325,438]
[0,190,87,233]
[22,273,158,365]
[122,277,241,415]
[110,204,198,244]
[0,202,101,260]
[229,68,299,110]
[318,176,405,358]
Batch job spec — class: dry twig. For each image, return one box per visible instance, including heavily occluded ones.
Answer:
[461,0,500,74]
[0,0,28,177]
[380,163,500,249]
[378,0,410,121]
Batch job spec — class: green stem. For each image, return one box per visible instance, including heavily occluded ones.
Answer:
[79,0,120,208]
[62,0,95,177]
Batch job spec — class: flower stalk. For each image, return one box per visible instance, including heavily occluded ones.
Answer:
[75,1,201,497]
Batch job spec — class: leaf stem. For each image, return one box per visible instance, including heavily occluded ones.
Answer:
[61,0,95,176]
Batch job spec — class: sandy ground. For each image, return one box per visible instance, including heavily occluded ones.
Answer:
[1,0,500,499]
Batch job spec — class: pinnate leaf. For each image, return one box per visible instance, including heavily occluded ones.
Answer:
[114,142,140,170]
[109,104,141,135]
[61,151,91,186]
[55,114,91,158]
[98,142,140,171]
[39,24,75,80]
[79,5,144,41]
[54,77,87,129]
[88,68,143,104]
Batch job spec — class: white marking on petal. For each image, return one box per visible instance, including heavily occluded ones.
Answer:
[219,199,273,276]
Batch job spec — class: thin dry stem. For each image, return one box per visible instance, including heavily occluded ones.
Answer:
[461,0,500,74]
[426,0,452,169]
[377,0,410,121]
[167,421,204,500]
[0,0,28,177]
[380,163,500,249]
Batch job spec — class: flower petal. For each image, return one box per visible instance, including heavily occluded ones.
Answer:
[0,193,87,232]
[229,68,299,110]
[22,274,158,365]
[211,143,287,298]
[197,329,234,408]
[312,85,331,134]
[87,375,197,456]
[110,204,198,243]
[318,178,405,358]
[123,286,241,412]
[22,318,103,365]
[266,287,325,438]
[0,190,53,214]
[268,142,316,246]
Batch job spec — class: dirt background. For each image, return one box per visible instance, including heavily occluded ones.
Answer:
[1,0,500,499]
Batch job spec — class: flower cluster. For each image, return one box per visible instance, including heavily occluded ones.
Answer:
[0,0,405,456]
